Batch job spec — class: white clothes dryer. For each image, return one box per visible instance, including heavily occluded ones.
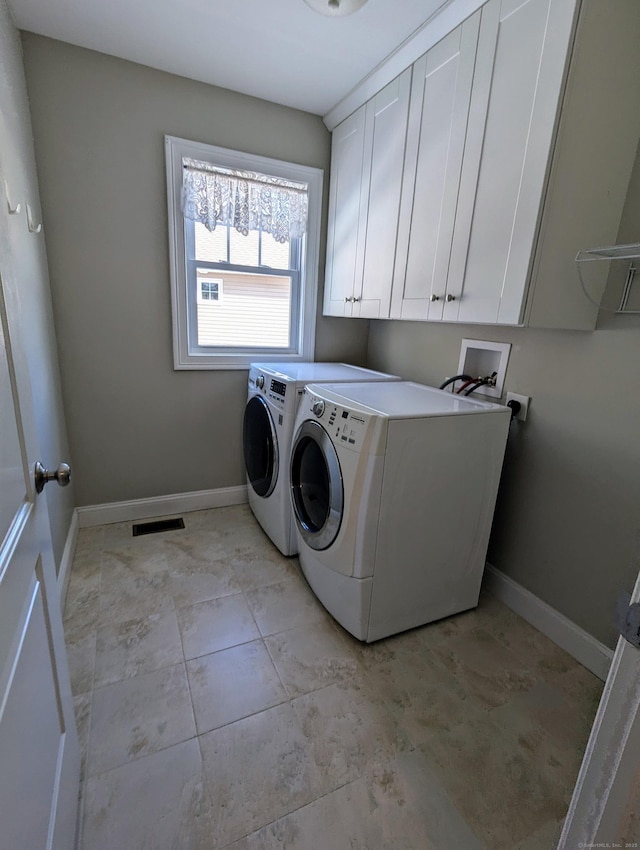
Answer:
[243,363,400,556]
[289,381,511,641]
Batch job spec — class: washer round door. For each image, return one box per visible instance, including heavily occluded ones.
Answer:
[290,420,343,550]
[243,395,279,498]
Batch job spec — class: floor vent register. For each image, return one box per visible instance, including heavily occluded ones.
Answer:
[132,518,185,536]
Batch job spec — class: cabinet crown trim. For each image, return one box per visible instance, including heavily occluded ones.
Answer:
[323,0,486,130]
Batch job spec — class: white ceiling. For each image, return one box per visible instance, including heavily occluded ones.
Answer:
[7,0,451,117]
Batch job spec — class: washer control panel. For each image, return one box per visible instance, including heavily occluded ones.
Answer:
[267,379,287,410]
[249,370,287,410]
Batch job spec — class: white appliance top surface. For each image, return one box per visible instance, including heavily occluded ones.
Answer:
[254,362,399,384]
[306,381,509,418]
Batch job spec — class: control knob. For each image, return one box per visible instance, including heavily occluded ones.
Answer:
[256,375,265,389]
[312,400,325,417]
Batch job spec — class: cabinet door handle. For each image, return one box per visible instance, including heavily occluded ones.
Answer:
[344,296,353,303]
[430,294,440,302]
[352,297,360,303]
[446,293,457,302]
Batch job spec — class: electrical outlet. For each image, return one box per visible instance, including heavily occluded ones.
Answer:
[505,392,531,422]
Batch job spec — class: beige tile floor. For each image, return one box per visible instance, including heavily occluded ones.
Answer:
[64,504,603,850]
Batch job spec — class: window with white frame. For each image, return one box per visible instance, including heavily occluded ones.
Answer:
[165,136,323,369]
[197,277,222,304]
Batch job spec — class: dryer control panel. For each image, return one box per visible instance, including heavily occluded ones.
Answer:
[336,409,368,448]
[307,395,369,450]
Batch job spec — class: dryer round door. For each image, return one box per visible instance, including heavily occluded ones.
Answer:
[290,420,343,550]
[243,395,279,498]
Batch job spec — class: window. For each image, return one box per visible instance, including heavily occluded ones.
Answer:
[165,136,323,369]
[198,278,222,303]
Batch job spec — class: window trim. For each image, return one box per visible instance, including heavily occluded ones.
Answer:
[165,135,323,370]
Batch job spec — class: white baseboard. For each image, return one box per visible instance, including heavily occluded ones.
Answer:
[76,485,249,528]
[484,564,613,682]
[58,508,79,609]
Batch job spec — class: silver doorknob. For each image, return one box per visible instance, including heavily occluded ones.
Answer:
[446,293,456,302]
[344,296,353,303]
[35,461,71,494]
[430,294,440,302]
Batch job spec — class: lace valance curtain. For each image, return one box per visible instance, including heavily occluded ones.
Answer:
[181,158,308,243]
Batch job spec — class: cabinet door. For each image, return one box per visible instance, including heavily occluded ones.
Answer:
[355,69,411,319]
[454,0,578,325]
[391,15,480,321]
[323,106,368,317]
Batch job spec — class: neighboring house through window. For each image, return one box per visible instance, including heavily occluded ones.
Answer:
[165,136,323,369]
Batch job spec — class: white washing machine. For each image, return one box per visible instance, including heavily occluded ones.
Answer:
[289,381,511,642]
[243,363,400,556]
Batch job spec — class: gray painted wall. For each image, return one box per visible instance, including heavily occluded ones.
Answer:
[21,34,369,507]
[0,4,75,570]
[366,149,640,649]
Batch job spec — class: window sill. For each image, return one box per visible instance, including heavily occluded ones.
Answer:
[173,352,314,370]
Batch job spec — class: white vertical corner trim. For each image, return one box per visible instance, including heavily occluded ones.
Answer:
[484,563,613,681]
[76,485,249,528]
[57,508,79,611]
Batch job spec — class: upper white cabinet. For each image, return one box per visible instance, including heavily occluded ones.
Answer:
[454,0,578,325]
[323,70,410,318]
[392,0,580,326]
[323,0,640,329]
[323,106,367,316]
[391,12,481,321]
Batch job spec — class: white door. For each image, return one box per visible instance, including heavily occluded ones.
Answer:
[558,567,640,846]
[0,182,80,848]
